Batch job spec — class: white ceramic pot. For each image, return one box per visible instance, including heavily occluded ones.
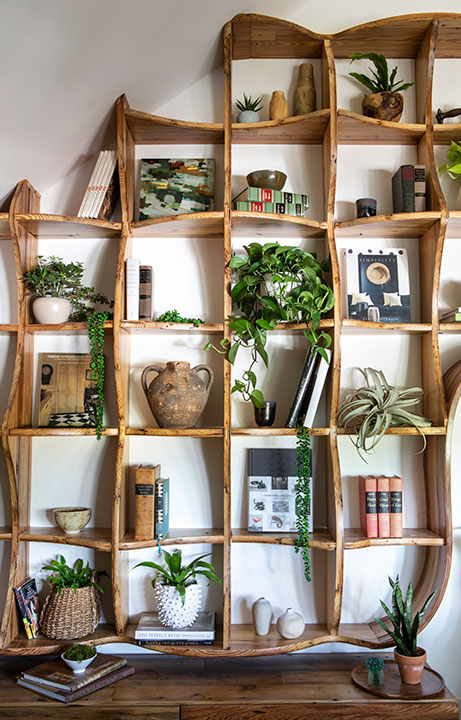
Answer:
[155,582,201,628]
[33,297,71,324]
[276,607,305,639]
[61,650,96,674]
[252,597,272,635]
[237,110,260,123]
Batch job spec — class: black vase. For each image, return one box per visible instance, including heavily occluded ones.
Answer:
[254,401,277,427]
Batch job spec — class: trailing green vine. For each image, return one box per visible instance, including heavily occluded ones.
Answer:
[157,309,204,328]
[295,426,311,582]
[88,311,108,440]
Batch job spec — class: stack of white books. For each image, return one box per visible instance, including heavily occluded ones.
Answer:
[77,149,117,218]
[135,611,215,645]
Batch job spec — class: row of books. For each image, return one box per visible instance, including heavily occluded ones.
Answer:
[135,611,215,645]
[77,149,119,220]
[135,464,170,541]
[359,475,403,538]
[285,345,332,428]
[126,259,153,321]
[233,185,310,217]
[392,164,426,213]
[16,653,134,703]
[440,306,461,322]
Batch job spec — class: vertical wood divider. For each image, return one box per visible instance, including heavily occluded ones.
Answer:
[222,20,233,650]
[1,181,39,646]
[323,39,343,635]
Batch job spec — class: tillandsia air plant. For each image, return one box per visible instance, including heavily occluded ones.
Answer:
[42,556,107,595]
[205,242,335,407]
[133,548,222,606]
[156,309,204,328]
[337,368,432,460]
[295,426,312,582]
[23,255,113,321]
[235,93,264,113]
[348,53,415,94]
[375,575,435,656]
[438,140,461,179]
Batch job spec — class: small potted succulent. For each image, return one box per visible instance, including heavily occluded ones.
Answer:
[61,643,97,674]
[348,52,415,122]
[40,556,107,639]
[235,93,264,123]
[375,575,435,684]
[23,255,112,324]
[337,368,431,460]
[133,548,222,628]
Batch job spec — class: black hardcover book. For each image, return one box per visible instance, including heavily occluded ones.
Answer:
[392,164,415,213]
[285,344,317,427]
[298,351,322,425]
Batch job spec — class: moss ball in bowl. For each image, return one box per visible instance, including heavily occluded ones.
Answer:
[246,170,287,191]
[61,644,97,674]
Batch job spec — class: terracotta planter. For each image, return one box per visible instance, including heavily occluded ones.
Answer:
[141,360,214,429]
[362,92,403,122]
[394,647,426,684]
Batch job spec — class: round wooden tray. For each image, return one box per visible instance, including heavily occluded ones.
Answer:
[352,660,445,699]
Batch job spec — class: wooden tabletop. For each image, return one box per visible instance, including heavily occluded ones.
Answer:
[0,652,457,719]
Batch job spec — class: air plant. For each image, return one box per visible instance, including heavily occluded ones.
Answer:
[337,367,431,459]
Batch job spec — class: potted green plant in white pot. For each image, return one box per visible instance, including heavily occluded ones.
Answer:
[375,575,435,684]
[133,549,222,628]
[348,52,414,122]
[235,93,264,123]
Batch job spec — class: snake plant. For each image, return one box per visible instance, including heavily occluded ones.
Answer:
[337,368,431,459]
[375,575,435,656]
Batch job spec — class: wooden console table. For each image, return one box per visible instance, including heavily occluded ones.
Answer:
[0,653,457,719]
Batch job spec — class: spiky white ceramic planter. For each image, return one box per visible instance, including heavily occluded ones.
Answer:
[155,583,201,628]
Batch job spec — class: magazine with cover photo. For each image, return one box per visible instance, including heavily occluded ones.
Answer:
[14,577,40,639]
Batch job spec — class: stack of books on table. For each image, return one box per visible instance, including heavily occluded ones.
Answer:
[440,307,461,323]
[135,611,215,646]
[233,187,309,217]
[16,654,134,703]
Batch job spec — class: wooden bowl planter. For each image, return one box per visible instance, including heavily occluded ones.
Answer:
[362,91,404,122]
[40,585,101,640]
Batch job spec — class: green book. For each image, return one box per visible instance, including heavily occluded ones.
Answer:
[236,200,307,217]
[233,186,309,206]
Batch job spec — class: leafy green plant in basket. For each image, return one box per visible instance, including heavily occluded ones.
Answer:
[337,368,431,460]
[42,556,107,595]
[205,242,334,408]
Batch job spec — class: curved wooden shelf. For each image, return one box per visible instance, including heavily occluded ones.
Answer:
[125,108,223,144]
[231,211,326,237]
[126,427,223,437]
[344,529,445,549]
[231,427,330,436]
[19,527,112,551]
[25,321,113,333]
[231,13,325,60]
[131,211,224,238]
[8,427,119,437]
[342,320,432,334]
[232,110,330,144]
[335,213,441,238]
[121,321,223,333]
[434,122,461,144]
[0,530,11,541]
[231,529,335,550]
[15,214,121,238]
[120,528,224,550]
[439,323,461,333]
[0,325,17,333]
[337,426,446,436]
[337,110,425,145]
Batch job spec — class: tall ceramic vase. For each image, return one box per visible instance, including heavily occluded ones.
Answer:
[270,91,289,120]
[293,63,316,116]
[252,597,272,635]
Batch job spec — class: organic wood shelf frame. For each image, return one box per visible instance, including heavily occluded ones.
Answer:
[0,12,457,656]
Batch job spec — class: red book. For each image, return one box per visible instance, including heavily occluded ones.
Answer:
[249,201,263,212]
[390,475,403,537]
[377,476,390,538]
[359,476,378,538]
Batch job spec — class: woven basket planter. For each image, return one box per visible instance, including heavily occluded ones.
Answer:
[39,585,101,640]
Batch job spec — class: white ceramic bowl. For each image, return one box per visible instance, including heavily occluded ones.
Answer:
[61,650,96,674]
[53,507,92,535]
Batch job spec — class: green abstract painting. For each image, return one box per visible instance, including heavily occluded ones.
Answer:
[139,158,215,219]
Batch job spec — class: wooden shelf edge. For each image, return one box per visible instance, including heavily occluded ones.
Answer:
[231,529,335,549]
[15,213,121,231]
[120,529,225,549]
[342,320,432,333]
[336,211,440,230]
[344,528,445,549]
[25,322,113,333]
[0,325,18,333]
[126,428,224,437]
[337,426,446,436]
[131,211,224,233]
[232,427,329,436]
[121,321,223,333]
[19,528,112,551]
[8,428,119,437]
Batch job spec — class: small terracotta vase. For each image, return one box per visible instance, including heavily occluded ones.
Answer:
[294,63,316,116]
[362,91,403,122]
[394,647,427,684]
[141,361,214,429]
[270,91,289,120]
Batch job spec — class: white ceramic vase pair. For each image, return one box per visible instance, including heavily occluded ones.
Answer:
[252,597,304,639]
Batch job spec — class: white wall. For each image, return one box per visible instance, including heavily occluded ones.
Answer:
[2,3,461,706]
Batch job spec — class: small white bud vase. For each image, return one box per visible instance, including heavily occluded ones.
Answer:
[252,597,272,635]
[33,297,71,324]
[276,607,305,639]
[155,583,201,628]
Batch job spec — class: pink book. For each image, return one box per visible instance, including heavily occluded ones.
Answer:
[390,475,403,537]
[377,476,390,538]
[359,476,378,538]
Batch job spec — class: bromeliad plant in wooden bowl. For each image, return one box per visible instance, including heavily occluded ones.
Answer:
[133,549,222,629]
[375,575,435,684]
[348,53,414,122]
[206,241,335,409]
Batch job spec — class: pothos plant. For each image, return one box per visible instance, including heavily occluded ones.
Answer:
[206,242,335,407]
[42,556,107,595]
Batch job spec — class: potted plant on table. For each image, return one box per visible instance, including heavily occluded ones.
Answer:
[375,575,435,684]
[236,93,264,123]
[337,367,431,460]
[133,548,222,628]
[40,556,107,639]
[348,52,414,122]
